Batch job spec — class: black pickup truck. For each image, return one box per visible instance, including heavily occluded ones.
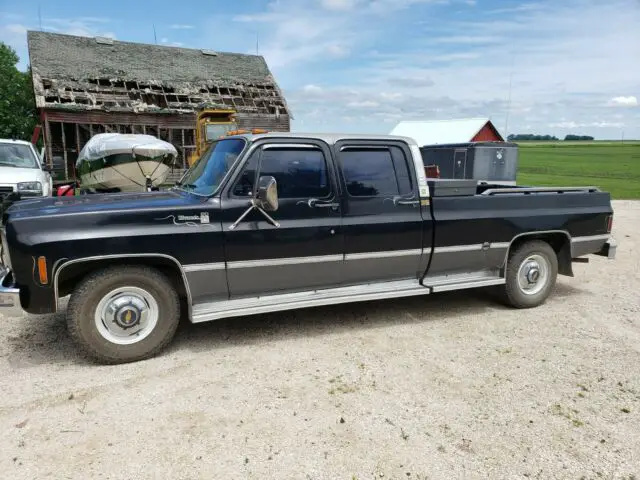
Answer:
[1,133,616,364]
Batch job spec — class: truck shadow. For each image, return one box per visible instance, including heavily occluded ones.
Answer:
[170,282,583,355]
[4,283,583,367]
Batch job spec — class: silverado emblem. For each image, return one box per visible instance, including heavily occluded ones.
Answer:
[154,213,210,227]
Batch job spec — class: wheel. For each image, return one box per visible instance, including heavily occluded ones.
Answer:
[67,265,180,364]
[502,240,558,309]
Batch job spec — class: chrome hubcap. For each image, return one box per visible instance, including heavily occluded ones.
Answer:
[517,254,549,296]
[94,287,159,345]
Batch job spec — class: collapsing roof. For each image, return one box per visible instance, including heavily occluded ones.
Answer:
[27,31,291,116]
[390,118,504,145]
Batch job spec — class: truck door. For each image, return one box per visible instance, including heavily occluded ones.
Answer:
[453,149,467,179]
[334,140,427,285]
[221,139,343,298]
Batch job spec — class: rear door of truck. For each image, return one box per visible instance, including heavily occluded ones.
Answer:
[333,139,432,284]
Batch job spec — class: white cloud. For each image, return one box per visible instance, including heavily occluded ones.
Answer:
[303,84,324,94]
[608,96,638,107]
[549,121,625,129]
[321,0,360,10]
[4,23,27,35]
[347,100,380,108]
[169,24,195,29]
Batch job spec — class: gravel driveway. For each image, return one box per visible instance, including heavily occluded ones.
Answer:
[1,200,638,479]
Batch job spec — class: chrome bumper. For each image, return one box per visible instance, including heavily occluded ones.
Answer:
[0,267,22,317]
[597,237,617,260]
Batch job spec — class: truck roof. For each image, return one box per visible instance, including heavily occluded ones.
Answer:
[234,132,420,146]
[0,139,33,146]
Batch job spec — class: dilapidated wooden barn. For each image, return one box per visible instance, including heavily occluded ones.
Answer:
[27,30,291,181]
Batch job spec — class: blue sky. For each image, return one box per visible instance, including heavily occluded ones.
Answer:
[1,0,639,138]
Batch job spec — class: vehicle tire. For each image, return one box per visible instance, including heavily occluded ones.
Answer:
[502,240,558,309]
[67,265,180,364]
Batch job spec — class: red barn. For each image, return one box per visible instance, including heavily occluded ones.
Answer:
[390,118,504,146]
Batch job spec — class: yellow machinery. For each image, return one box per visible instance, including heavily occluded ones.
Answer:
[188,108,239,167]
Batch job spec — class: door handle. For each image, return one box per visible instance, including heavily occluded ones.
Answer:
[304,198,340,209]
[396,199,420,206]
[385,196,419,207]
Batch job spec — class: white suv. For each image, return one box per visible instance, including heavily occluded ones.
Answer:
[0,139,53,198]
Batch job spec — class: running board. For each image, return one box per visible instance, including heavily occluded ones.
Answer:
[192,279,429,323]
[424,272,505,293]
[191,271,506,323]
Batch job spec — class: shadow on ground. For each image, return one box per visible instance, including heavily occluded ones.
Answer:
[4,282,584,367]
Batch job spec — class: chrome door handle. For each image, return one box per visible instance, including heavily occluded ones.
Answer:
[305,198,340,208]
[396,200,420,206]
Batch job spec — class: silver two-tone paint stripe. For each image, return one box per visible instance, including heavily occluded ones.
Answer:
[345,249,422,261]
[228,254,344,269]
[183,262,226,273]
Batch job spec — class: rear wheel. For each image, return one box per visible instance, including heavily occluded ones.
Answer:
[67,265,180,364]
[502,240,558,308]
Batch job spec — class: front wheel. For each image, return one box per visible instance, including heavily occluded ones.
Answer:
[502,240,558,309]
[67,265,180,364]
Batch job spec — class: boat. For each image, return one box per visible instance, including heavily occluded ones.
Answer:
[76,133,178,192]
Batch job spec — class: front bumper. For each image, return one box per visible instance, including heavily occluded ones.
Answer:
[597,237,617,260]
[0,267,22,317]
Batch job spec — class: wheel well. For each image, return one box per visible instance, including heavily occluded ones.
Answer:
[56,257,189,300]
[506,232,573,277]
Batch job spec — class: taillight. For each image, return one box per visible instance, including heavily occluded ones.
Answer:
[606,215,613,233]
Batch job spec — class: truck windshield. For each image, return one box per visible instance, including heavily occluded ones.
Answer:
[178,138,246,196]
[0,144,39,169]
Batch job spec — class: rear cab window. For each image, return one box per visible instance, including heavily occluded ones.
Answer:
[338,143,416,199]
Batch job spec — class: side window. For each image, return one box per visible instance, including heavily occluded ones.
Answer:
[232,149,260,197]
[234,146,330,199]
[340,146,414,197]
[390,146,413,195]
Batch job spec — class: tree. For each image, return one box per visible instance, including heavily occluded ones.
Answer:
[564,134,594,141]
[0,42,37,140]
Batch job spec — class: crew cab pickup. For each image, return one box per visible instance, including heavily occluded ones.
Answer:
[0,133,616,364]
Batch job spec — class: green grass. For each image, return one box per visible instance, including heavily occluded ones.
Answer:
[515,141,640,199]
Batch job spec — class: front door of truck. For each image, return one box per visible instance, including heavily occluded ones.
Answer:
[221,139,343,298]
[334,140,426,285]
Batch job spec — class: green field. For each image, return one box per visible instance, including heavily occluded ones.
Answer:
[516,142,640,199]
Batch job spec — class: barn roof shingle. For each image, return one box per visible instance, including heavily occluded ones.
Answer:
[27,30,290,116]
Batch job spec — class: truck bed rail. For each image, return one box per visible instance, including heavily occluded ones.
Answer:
[481,186,601,196]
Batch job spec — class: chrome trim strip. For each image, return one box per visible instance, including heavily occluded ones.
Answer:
[228,254,344,269]
[490,242,510,249]
[192,279,430,323]
[53,254,193,319]
[183,262,226,273]
[345,249,422,261]
[433,244,482,254]
[571,234,611,243]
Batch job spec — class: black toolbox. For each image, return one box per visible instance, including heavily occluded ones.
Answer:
[427,179,478,197]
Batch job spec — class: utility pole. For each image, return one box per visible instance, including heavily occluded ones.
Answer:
[153,24,157,44]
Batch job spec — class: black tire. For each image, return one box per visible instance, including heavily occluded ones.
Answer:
[502,240,558,309]
[67,265,180,364]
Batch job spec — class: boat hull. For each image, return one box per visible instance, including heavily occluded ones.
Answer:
[79,160,173,192]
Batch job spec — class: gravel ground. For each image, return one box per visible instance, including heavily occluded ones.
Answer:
[0,200,638,480]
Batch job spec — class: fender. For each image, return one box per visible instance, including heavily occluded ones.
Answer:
[502,230,573,276]
[53,253,193,318]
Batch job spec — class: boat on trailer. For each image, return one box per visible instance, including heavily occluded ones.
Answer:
[76,133,178,192]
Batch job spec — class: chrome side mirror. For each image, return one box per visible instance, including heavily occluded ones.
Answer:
[229,175,280,230]
[256,175,278,212]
